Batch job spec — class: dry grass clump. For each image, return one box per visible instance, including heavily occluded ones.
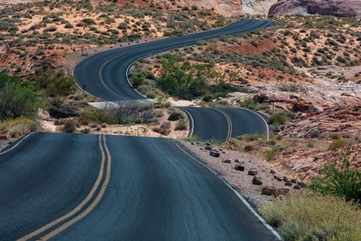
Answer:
[260,192,361,241]
[0,117,36,138]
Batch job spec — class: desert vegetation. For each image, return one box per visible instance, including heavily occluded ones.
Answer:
[0,0,230,76]
[131,53,239,101]
[261,191,361,241]
[261,157,361,241]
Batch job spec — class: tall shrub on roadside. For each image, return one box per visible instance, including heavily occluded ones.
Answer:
[310,159,361,203]
[0,73,41,120]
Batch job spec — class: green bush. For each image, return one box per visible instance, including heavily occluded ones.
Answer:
[0,73,41,120]
[261,192,361,241]
[309,159,361,203]
[157,54,207,99]
[80,105,156,125]
[32,71,75,97]
[269,112,291,128]
[156,54,236,100]
[82,18,96,26]
[239,98,259,110]
[175,119,187,131]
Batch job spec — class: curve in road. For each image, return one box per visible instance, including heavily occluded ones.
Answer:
[75,19,272,140]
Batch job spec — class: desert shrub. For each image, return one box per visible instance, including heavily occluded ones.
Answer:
[208,82,239,99]
[79,108,116,125]
[64,22,73,29]
[264,145,282,161]
[0,117,36,138]
[175,119,187,131]
[0,73,41,120]
[239,98,259,110]
[153,121,171,135]
[80,105,156,125]
[261,192,361,241]
[0,19,18,33]
[157,54,208,99]
[82,18,96,26]
[328,137,347,151]
[168,109,184,121]
[130,69,154,87]
[32,71,75,97]
[63,119,77,133]
[269,112,291,128]
[309,159,361,203]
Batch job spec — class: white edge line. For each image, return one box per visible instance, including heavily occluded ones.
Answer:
[174,142,283,241]
[125,64,149,99]
[180,108,195,138]
[0,132,34,156]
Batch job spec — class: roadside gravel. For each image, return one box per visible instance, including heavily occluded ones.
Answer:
[182,141,303,207]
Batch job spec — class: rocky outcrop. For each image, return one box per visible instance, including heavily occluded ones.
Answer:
[269,0,361,17]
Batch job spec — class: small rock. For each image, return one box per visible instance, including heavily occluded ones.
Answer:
[285,181,293,187]
[244,145,254,152]
[248,168,258,176]
[291,178,297,183]
[252,176,263,185]
[274,188,290,197]
[89,123,98,129]
[209,150,220,158]
[274,175,282,181]
[48,104,79,119]
[297,181,306,188]
[223,159,231,164]
[261,186,276,196]
[81,128,90,134]
[293,184,302,190]
[234,159,240,163]
[234,164,245,172]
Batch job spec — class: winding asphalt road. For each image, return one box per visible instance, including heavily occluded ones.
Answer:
[0,19,279,241]
[75,19,272,140]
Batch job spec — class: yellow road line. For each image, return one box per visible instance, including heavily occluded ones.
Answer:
[17,134,112,241]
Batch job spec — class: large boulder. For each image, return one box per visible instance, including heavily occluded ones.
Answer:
[269,0,361,17]
[48,104,79,119]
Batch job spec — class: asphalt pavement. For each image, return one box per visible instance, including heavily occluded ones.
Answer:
[0,133,101,241]
[52,135,278,241]
[0,19,279,241]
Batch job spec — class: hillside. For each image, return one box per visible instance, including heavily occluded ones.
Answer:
[269,0,361,17]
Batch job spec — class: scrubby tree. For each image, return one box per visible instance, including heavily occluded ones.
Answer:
[0,73,41,120]
[310,159,361,203]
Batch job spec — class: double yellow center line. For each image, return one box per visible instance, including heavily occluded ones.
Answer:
[17,134,112,241]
